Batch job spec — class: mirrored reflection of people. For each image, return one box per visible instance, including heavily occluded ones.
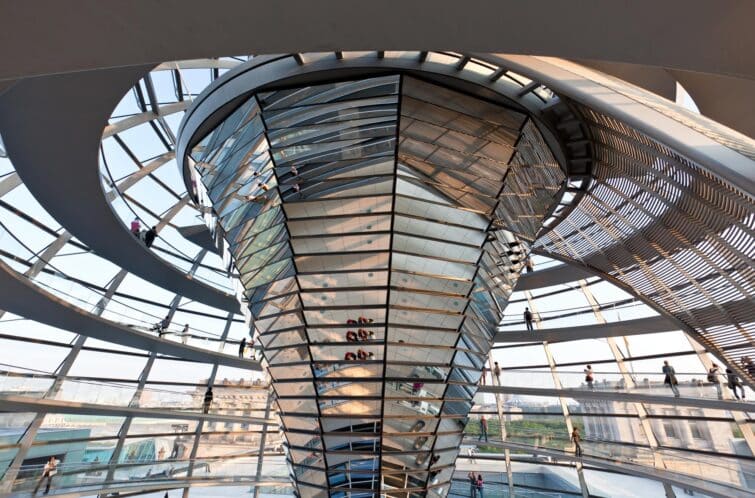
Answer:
[584,365,594,390]
[708,364,723,399]
[524,307,534,331]
[203,387,213,414]
[726,367,746,400]
[468,471,477,498]
[493,362,501,385]
[181,324,189,344]
[663,361,680,397]
[478,415,488,442]
[144,226,157,248]
[239,337,246,358]
[480,366,487,386]
[33,456,58,495]
[571,427,583,457]
[526,258,534,273]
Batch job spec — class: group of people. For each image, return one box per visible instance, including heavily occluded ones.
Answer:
[238,336,258,360]
[343,318,375,360]
[150,317,191,344]
[130,218,158,248]
[664,360,748,399]
[479,362,501,386]
[468,472,485,498]
[344,349,374,361]
[346,329,375,342]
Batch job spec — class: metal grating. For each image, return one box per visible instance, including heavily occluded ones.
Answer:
[535,103,755,385]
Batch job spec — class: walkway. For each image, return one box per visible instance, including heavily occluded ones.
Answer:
[461,438,752,498]
[0,394,276,425]
[514,263,594,291]
[477,385,755,412]
[5,477,290,498]
[494,315,676,343]
[0,66,239,313]
[0,258,260,371]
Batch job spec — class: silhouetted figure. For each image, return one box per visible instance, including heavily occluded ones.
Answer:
[493,362,501,384]
[203,387,213,414]
[663,360,680,397]
[726,367,745,400]
[158,316,170,337]
[239,337,246,358]
[144,226,157,248]
[524,307,534,331]
[181,324,189,344]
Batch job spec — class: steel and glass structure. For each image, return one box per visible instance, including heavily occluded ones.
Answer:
[0,10,753,497]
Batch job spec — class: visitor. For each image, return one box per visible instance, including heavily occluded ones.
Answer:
[203,387,213,414]
[708,364,723,399]
[480,366,487,386]
[525,258,534,273]
[571,427,583,457]
[493,362,501,384]
[358,329,373,341]
[726,367,746,400]
[357,316,373,325]
[33,456,58,495]
[468,471,477,498]
[290,165,298,177]
[743,357,755,378]
[476,474,484,498]
[524,307,534,331]
[239,337,246,358]
[130,217,141,237]
[662,361,680,397]
[584,365,594,390]
[356,349,368,360]
[344,352,357,361]
[157,316,170,338]
[144,226,157,248]
[478,415,488,442]
[346,330,358,342]
[467,446,476,464]
[181,324,189,344]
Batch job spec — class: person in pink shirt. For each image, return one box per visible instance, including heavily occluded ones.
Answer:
[130,218,140,237]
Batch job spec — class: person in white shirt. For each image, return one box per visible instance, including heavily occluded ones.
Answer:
[33,456,58,495]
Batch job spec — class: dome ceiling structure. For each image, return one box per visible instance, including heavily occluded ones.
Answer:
[0,7,754,497]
